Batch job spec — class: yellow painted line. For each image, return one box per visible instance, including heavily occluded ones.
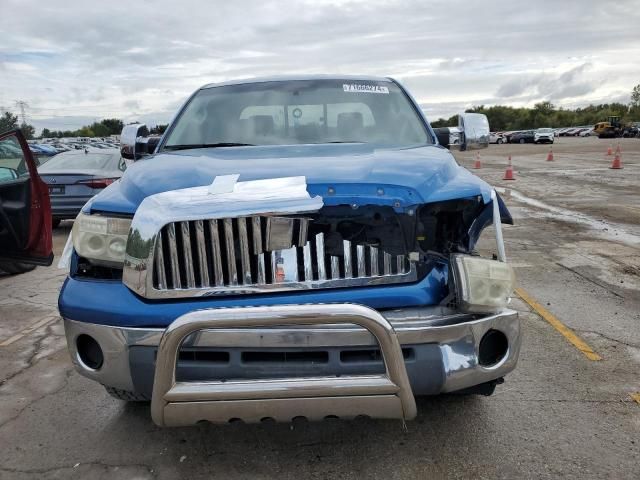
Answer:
[631,393,640,405]
[515,287,602,361]
[0,315,58,347]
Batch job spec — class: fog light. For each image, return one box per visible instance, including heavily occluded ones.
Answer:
[76,334,104,370]
[478,330,508,367]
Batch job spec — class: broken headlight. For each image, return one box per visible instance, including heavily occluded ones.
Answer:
[72,213,131,267]
[451,254,515,313]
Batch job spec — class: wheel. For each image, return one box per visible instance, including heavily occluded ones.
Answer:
[104,386,150,402]
[497,139,503,144]
[519,138,525,144]
[52,218,61,229]
[0,261,36,275]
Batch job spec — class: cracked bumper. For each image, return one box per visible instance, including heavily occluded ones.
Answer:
[63,304,520,405]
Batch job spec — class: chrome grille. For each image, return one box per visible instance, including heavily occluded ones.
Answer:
[152,216,416,296]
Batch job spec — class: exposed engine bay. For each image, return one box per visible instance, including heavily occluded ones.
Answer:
[306,196,488,260]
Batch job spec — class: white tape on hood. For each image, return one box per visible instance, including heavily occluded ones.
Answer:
[208,174,239,195]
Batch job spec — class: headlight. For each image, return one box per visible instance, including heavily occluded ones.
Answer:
[72,212,131,267]
[451,254,515,313]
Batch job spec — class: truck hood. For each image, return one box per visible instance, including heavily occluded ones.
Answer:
[88,143,493,215]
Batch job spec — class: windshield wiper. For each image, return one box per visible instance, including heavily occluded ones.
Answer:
[164,142,255,151]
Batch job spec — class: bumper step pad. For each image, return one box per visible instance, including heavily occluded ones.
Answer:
[151,304,417,426]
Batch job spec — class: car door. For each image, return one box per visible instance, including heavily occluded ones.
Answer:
[0,129,53,265]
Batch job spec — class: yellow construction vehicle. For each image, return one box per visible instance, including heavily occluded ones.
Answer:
[593,116,635,138]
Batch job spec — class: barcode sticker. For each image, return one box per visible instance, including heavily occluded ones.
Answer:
[343,84,389,94]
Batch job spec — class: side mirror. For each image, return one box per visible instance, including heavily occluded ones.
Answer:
[458,113,490,151]
[432,127,451,148]
[120,124,159,160]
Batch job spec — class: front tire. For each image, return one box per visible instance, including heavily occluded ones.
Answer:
[497,139,503,144]
[0,262,37,275]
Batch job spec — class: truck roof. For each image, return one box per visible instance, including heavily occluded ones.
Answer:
[201,74,394,90]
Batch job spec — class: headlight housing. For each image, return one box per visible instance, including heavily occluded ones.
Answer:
[451,254,515,313]
[72,212,132,267]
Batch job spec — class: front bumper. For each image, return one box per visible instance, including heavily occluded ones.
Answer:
[63,304,520,424]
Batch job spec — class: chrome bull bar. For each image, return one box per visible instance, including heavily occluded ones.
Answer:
[151,304,417,426]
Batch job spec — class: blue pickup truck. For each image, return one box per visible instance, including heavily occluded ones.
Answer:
[56,76,519,426]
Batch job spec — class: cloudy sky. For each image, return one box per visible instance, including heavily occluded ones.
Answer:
[1,0,639,132]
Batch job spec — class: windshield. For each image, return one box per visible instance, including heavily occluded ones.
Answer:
[39,151,120,171]
[163,79,431,149]
[537,128,553,133]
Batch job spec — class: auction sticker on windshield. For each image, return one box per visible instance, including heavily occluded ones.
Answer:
[343,84,389,94]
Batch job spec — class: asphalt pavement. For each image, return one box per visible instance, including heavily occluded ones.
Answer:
[0,137,638,479]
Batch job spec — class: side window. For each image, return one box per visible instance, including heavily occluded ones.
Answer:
[0,135,28,184]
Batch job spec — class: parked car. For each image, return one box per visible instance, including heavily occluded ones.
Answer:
[57,76,518,426]
[0,129,53,274]
[534,128,554,144]
[623,123,640,138]
[51,143,73,153]
[502,131,516,143]
[37,148,126,228]
[579,128,594,137]
[510,130,535,143]
[490,132,505,144]
[448,126,461,145]
[29,143,58,157]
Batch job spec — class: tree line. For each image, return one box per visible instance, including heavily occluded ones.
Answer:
[0,112,168,140]
[0,111,36,139]
[431,84,640,131]
[40,120,168,138]
[41,118,125,139]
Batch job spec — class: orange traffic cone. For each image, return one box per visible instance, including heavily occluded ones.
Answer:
[473,152,482,169]
[503,155,515,180]
[546,148,554,161]
[610,151,623,169]
[607,144,613,156]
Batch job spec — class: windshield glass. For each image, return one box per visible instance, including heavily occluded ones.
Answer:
[39,151,120,171]
[537,128,553,133]
[163,79,431,149]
